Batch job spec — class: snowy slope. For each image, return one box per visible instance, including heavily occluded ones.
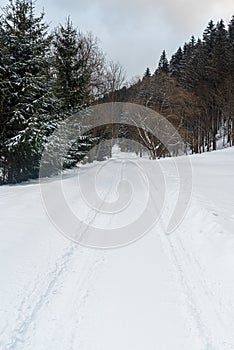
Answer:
[1,147,234,350]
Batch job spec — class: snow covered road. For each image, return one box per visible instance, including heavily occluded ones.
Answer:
[1,148,234,350]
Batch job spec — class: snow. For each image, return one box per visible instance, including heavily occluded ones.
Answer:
[1,147,234,349]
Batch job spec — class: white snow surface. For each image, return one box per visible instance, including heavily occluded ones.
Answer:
[1,147,234,350]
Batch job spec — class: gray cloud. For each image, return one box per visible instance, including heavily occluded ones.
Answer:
[0,0,233,78]
[52,0,233,32]
[45,0,233,77]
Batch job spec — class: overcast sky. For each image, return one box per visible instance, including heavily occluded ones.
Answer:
[0,0,233,79]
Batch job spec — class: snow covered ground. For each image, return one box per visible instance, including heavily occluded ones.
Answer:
[1,147,234,350]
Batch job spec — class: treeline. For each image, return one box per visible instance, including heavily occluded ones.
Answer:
[0,0,125,184]
[1,0,234,184]
[102,17,234,155]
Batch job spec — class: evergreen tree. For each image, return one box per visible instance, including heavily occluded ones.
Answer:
[203,20,216,43]
[53,20,105,109]
[228,16,234,72]
[170,47,183,77]
[212,20,229,83]
[143,67,151,78]
[52,17,83,111]
[157,50,169,74]
[52,18,106,166]
[0,0,57,183]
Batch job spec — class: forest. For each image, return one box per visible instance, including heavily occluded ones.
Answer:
[0,0,234,184]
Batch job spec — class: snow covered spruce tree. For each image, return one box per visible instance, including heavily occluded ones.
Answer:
[0,0,58,183]
[52,18,106,167]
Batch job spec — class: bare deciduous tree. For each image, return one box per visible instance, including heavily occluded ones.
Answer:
[104,61,126,100]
